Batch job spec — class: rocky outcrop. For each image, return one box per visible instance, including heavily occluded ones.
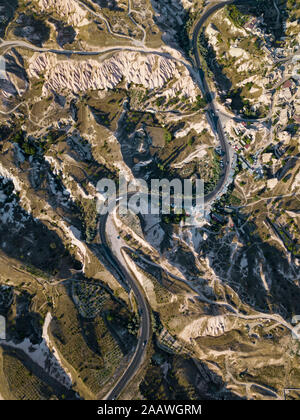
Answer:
[0,50,29,101]
[28,51,198,99]
[38,0,89,27]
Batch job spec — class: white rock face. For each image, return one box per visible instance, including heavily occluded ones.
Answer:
[38,0,89,26]
[277,130,292,145]
[28,51,198,99]
[229,47,249,60]
[267,178,278,190]
[206,24,220,48]
[262,153,272,163]
[179,315,229,341]
[172,145,207,169]
[291,170,300,191]
[174,121,210,138]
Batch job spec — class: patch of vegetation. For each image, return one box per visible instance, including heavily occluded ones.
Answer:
[2,350,60,400]
[193,95,207,111]
[162,209,186,225]
[156,96,166,108]
[164,129,173,144]
[226,5,249,28]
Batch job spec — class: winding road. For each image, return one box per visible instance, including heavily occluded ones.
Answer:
[192,1,234,203]
[99,206,151,400]
[192,0,253,202]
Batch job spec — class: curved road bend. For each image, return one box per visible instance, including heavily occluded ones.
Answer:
[193,0,251,203]
[101,0,251,400]
[193,1,234,203]
[100,210,151,400]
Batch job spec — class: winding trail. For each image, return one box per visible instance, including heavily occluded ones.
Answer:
[74,0,145,46]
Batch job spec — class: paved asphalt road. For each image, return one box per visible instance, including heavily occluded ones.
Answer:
[193,0,234,203]
[193,0,252,203]
[100,210,151,400]
[102,0,252,400]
